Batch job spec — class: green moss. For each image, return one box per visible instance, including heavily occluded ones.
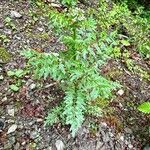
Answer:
[27,32,49,39]
[134,66,150,81]
[106,68,123,80]
[0,47,11,63]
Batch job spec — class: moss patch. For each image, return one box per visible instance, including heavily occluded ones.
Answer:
[0,47,11,63]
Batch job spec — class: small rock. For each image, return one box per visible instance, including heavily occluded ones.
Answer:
[10,11,22,19]
[7,124,17,134]
[29,83,36,90]
[120,135,124,141]
[9,136,16,144]
[2,97,7,102]
[4,29,12,35]
[50,3,61,8]
[0,67,2,72]
[30,131,39,139]
[46,146,52,150]
[124,127,132,134]
[117,89,124,96]
[55,140,65,150]
[37,27,44,32]
[18,124,23,129]
[0,75,4,80]
[28,121,35,126]
[143,144,150,150]
[4,142,12,149]
[36,118,43,122]
[128,144,133,149]
[96,141,104,150]
[100,122,107,128]
[72,146,78,150]
[14,142,20,150]
[21,141,26,145]
[8,108,15,117]
[0,22,4,28]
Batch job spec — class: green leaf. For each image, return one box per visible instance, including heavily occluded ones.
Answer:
[121,40,130,46]
[10,84,19,92]
[15,69,24,77]
[7,71,15,76]
[138,102,150,113]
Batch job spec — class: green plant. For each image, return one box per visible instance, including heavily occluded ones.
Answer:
[0,34,10,43]
[7,69,27,92]
[95,0,150,58]
[4,17,16,30]
[138,102,150,113]
[10,84,20,92]
[60,0,77,6]
[7,69,25,78]
[0,47,11,63]
[23,7,120,136]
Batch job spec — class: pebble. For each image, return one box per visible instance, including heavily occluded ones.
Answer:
[9,136,16,144]
[10,11,22,19]
[37,27,44,32]
[117,89,124,96]
[36,118,43,122]
[29,83,36,90]
[120,135,124,141]
[0,22,4,28]
[100,122,107,128]
[7,124,17,134]
[0,75,4,80]
[2,96,7,102]
[124,127,133,134]
[128,144,133,149]
[14,142,20,150]
[143,144,150,150]
[7,108,15,117]
[96,141,104,150]
[4,142,12,149]
[55,140,65,150]
[30,131,39,139]
[4,29,12,35]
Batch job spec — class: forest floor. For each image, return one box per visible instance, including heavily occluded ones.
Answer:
[0,1,150,150]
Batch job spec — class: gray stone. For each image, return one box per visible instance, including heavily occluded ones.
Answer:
[0,75,4,80]
[10,11,22,19]
[46,146,52,150]
[4,29,12,35]
[124,127,132,134]
[14,142,20,150]
[0,22,4,28]
[7,124,17,134]
[7,107,15,117]
[30,131,39,139]
[96,141,104,150]
[55,140,65,150]
[9,136,16,144]
[4,142,12,149]
[143,145,150,150]
[37,27,44,32]
[29,83,36,90]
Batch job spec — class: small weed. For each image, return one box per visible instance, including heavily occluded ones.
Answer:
[4,17,16,30]
[0,47,11,63]
[23,6,120,136]
[0,34,10,43]
[7,69,27,92]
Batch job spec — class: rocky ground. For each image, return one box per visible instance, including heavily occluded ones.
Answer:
[0,0,150,150]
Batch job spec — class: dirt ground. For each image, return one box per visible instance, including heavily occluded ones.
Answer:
[0,1,149,150]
